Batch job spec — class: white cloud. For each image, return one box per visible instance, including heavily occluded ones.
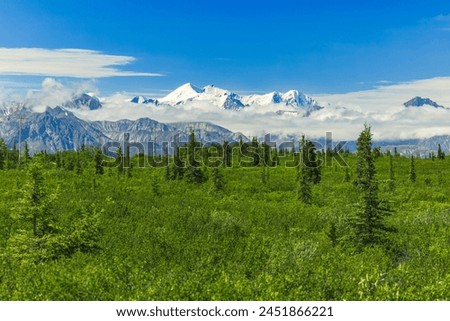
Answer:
[0,48,162,78]
[74,77,450,142]
[316,77,450,112]
[313,77,450,139]
[26,78,97,111]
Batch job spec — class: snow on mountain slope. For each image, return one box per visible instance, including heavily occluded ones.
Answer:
[158,83,245,110]
[404,97,446,109]
[281,90,321,109]
[242,91,283,106]
[130,96,159,105]
[155,83,322,114]
[240,90,320,109]
[189,85,245,110]
[159,83,203,105]
[63,93,102,110]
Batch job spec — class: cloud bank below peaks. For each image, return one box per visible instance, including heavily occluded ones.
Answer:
[72,79,450,142]
[5,77,450,142]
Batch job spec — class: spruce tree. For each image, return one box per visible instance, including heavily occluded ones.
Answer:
[5,145,13,170]
[223,141,232,168]
[164,164,171,181]
[9,142,18,168]
[201,145,209,168]
[163,146,171,181]
[354,125,391,247]
[298,136,312,205]
[94,147,104,175]
[116,147,124,175]
[261,143,272,167]
[388,153,395,192]
[75,152,83,175]
[0,138,7,170]
[151,175,162,197]
[16,162,59,237]
[305,140,321,184]
[8,162,100,262]
[237,136,243,166]
[299,136,321,185]
[125,145,132,178]
[259,143,269,184]
[56,151,62,169]
[172,146,185,180]
[211,161,225,191]
[65,155,75,171]
[437,144,445,160]
[251,137,260,167]
[372,146,381,159]
[126,160,133,178]
[409,155,416,183]
[23,141,30,164]
[298,159,312,205]
[272,148,279,167]
[185,131,206,183]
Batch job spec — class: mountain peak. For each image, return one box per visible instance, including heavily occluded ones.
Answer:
[159,83,203,104]
[63,93,102,110]
[130,96,159,105]
[281,90,320,109]
[404,97,445,108]
[179,82,203,92]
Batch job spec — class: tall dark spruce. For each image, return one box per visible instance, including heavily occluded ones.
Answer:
[354,125,392,247]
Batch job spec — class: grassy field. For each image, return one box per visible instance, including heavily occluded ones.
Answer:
[0,150,449,300]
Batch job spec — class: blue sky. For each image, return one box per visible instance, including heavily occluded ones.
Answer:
[2,0,450,95]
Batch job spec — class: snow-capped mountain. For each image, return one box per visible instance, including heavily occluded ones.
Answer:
[282,90,321,109]
[159,83,203,105]
[155,83,322,113]
[130,96,159,105]
[242,91,283,105]
[199,85,245,110]
[404,97,446,109]
[63,93,102,110]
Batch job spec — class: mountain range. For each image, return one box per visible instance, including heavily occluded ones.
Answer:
[0,83,449,155]
[130,83,322,115]
[0,106,246,154]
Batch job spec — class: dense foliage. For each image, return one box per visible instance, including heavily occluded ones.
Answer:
[0,135,449,300]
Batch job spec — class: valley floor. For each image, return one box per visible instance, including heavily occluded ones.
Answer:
[0,154,449,300]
